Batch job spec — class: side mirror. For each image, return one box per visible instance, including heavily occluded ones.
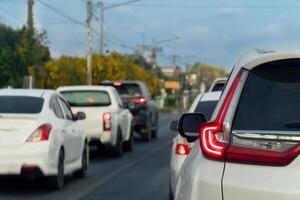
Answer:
[177,113,208,143]
[169,120,178,131]
[74,111,86,121]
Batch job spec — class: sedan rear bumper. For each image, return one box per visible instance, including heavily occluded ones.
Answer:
[0,143,52,176]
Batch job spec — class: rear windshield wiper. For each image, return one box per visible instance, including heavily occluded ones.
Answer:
[284,121,300,128]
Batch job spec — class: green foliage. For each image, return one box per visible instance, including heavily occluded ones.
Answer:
[0,23,50,88]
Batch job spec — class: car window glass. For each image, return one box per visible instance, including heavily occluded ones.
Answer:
[58,98,73,120]
[60,90,111,107]
[0,96,44,114]
[194,100,218,120]
[233,59,300,132]
[50,97,64,119]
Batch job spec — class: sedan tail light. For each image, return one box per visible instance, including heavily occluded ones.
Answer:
[26,124,52,142]
[199,69,300,166]
[103,112,111,131]
[176,144,190,155]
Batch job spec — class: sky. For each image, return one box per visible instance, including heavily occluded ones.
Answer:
[1,0,300,70]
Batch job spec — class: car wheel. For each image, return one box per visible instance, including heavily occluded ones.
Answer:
[111,128,123,157]
[47,149,64,190]
[74,142,89,178]
[123,127,133,152]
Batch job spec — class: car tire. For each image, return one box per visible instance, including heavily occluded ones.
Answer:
[123,127,133,152]
[169,178,174,200]
[152,112,159,139]
[47,149,64,190]
[74,142,88,178]
[111,128,123,158]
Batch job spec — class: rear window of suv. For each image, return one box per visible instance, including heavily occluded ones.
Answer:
[105,83,142,98]
[233,59,300,131]
[0,96,44,114]
[60,90,111,107]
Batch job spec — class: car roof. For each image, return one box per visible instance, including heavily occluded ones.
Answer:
[57,85,114,92]
[236,49,300,70]
[201,91,222,101]
[0,89,55,98]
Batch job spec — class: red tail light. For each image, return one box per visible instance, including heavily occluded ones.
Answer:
[26,124,52,142]
[200,69,300,166]
[199,69,245,160]
[113,81,122,87]
[176,144,190,155]
[103,112,111,131]
[130,97,148,104]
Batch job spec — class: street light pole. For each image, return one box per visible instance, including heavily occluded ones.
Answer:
[151,37,181,75]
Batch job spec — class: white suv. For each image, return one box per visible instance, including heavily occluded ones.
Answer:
[173,50,300,200]
[58,86,133,157]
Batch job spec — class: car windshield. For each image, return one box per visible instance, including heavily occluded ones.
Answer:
[60,91,111,107]
[194,100,218,119]
[0,96,44,114]
[233,59,300,132]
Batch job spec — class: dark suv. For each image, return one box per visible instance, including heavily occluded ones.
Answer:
[101,81,159,142]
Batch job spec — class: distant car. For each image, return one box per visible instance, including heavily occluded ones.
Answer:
[58,86,133,157]
[101,81,159,142]
[208,77,227,92]
[173,50,300,200]
[0,89,88,190]
[169,91,221,199]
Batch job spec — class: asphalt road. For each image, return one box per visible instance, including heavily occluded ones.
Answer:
[0,113,179,200]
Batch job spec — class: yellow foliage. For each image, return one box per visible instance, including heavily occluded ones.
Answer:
[44,52,160,95]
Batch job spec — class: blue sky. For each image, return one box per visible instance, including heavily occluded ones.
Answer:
[1,0,300,70]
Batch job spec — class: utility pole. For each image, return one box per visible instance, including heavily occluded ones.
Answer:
[86,0,93,85]
[100,6,104,54]
[97,0,140,54]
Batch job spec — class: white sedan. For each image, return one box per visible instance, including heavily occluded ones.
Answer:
[169,91,221,199]
[0,89,89,189]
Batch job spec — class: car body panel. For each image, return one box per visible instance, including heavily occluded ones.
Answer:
[0,89,86,177]
[57,86,133,147]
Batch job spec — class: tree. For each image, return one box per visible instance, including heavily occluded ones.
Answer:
[191,62,227,91]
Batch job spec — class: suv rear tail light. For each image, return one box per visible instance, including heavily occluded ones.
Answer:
[26,124,52,142]
[113,81,122,87]
[130,97,148,104]
[199,68,300,166]
[176,144,190,155]
[199,69,246,160]
[103,112,111,131]
[226,134,300,166]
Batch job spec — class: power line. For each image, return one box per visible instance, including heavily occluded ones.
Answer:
[0,6,24,22]
[36,0,85,26]
[129,4,300,9]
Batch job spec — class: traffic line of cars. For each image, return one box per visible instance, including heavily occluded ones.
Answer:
[169,50,300,200]
[0,80,158,190]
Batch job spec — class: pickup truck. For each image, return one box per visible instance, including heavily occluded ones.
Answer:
[57,86,133,157]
